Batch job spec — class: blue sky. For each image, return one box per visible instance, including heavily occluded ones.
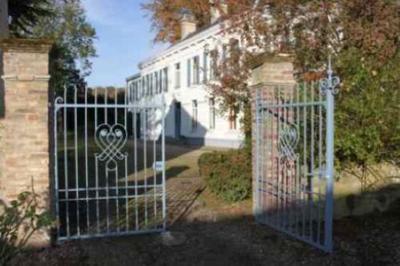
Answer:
[82,0,167,87]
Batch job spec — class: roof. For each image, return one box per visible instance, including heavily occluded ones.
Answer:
[126,73,141,82]
[139,18,224,69]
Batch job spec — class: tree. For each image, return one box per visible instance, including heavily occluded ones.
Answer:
[8,0,53,36]
[9,0,96,92]
[143,0,212,43]
[144,0,400,170]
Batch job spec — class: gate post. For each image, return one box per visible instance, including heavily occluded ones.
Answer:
[249,55,296,217]
[320,56,340,252]
[0,39,53,246]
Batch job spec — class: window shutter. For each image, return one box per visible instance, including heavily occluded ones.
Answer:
[194,56,200,84]
[187,59,191,87]
[164,67,168,92]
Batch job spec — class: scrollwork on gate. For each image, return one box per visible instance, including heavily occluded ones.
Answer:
[319,56,341,95]
[95,124,128,169]
[278,124,299,161]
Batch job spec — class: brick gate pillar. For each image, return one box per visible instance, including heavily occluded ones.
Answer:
[249,54,296,218]
[0,39,52,245]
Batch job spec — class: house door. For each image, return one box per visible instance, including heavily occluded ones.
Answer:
[175,102,181,139]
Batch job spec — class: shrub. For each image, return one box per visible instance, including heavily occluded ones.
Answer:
[0,191,53,266]
[198,149,252,202]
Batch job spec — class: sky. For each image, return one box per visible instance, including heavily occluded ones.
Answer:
[82,0,168,88]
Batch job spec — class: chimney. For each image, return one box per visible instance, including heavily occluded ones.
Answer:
[210,0,227,24]
[180,10,197,40]
[0,0,9,39]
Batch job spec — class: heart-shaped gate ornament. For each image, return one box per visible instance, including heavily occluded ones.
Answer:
[95,124,127,167]
[278,124,299,161]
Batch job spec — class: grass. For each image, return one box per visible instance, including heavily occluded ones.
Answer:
[54,131,226,239]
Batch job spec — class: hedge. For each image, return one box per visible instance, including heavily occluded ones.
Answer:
[198,149,252,202]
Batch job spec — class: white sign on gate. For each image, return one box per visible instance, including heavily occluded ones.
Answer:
[153,161,164,172]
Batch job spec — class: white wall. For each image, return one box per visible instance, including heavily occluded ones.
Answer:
[127,22,244,148]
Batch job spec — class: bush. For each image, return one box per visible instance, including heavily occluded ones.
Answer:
[198,149,252,202]
[0,191,53,266]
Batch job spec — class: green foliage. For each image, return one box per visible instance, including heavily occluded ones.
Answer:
[9,0,97,92]
[0,191,53,266]
[335,48,400,169]
[142,0,212,43]
[8,0,53,35]
[198,149,252,202]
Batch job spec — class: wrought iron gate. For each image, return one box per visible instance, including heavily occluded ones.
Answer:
[53,86,166,240]
[254,61,339,252]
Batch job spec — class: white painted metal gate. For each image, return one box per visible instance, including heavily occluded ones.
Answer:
[254,60,339,252]
[53,86,166,240]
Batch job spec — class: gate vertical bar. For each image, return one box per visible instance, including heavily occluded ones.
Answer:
[63,87,70,238]
[54,98,60,238]
[74,86,80,237]
[161,94,167,230]
[124,85,129,232]
[134,107,139,230]
[85,86,89,233]
[254,88,261,220]
[95,88,100,234]
[115,88,120,233]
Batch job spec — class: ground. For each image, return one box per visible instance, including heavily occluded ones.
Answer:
[12,144,400,266]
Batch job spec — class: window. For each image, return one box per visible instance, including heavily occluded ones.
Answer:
[192,100,198,130]
[158,70,161,93]
[175,63,181,89]
[136,81,140,100]
[142,77,146,96]
[209,98,215,129]
[155,71,159,94]
[209,50,218,80]
[222,44,228,61]
[193,56,200,84]
[229,108,237,130]
[154,72,158,95]
[230,38,240,55]
[129,82,134,102]
[203,50,208,83]
[146,75,150,96]
[132,82,137,101]
[222,44,228,72]
[187,59,191,87]
[152,74,155,95]
[163,67,168,92]
[150,74,153,95]
[147,74,152,96]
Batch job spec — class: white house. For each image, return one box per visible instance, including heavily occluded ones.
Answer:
[126,7,244,148]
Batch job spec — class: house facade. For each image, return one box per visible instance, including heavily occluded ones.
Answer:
[126,11,244,148]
